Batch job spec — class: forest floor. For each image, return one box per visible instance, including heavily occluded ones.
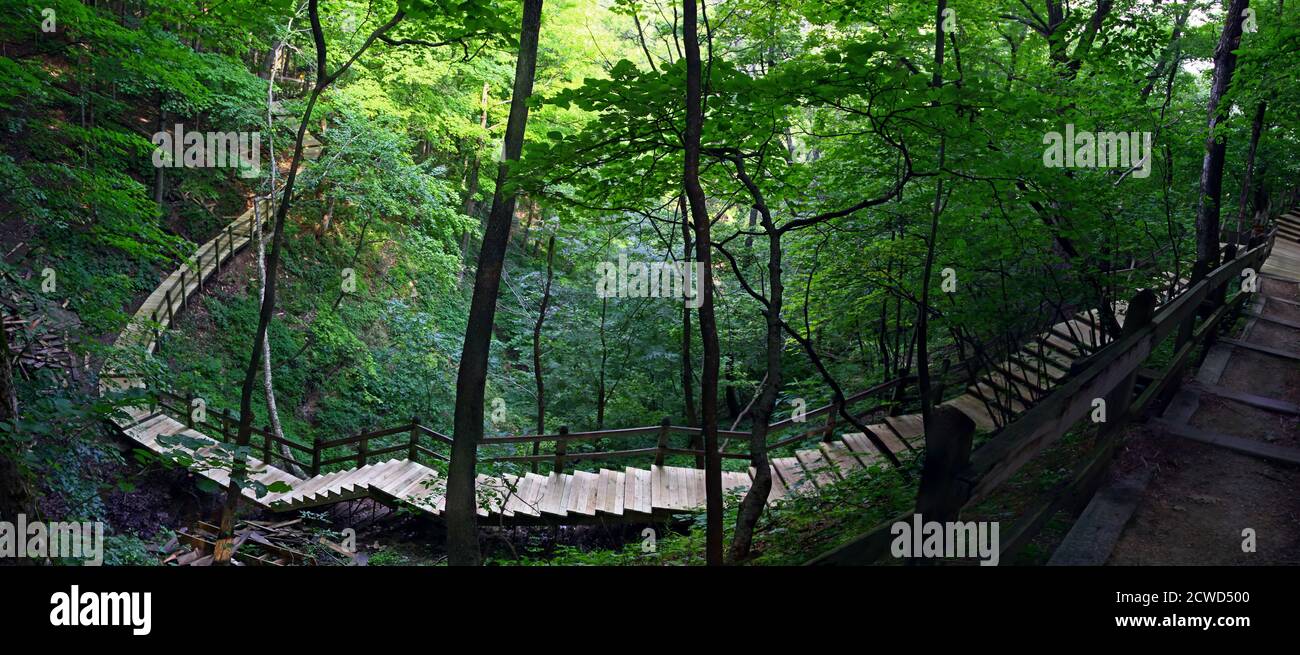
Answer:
[1108,276,1300,565]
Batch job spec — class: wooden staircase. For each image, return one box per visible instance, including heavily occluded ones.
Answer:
[108,270,1188,525]
[101,117,1223,527]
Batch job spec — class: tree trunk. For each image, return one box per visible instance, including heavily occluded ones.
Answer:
[1194,0,1250,269]
[153,93,166,214]
[917,0,948,432]
[446,0,543,567]
[458,83,490,285]
[726,167,780,563]
[1233,101,1266,255]
[681,0,723,567]
[217,0,403,564]
[680,195,699,446]
[596,295,608,430]
[531,235,555,471]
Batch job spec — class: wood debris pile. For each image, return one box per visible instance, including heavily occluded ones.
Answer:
[159,518,358,566]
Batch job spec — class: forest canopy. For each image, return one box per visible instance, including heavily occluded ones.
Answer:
[1,0,1298,567]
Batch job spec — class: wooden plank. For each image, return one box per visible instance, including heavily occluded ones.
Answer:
[818,442,864,476]
[612,469,626,515]
[752,465,787,504]
[538,472,568,516]
[518,473,545,516]
[566,470,599,516]
[840,431,883,464]
[883,414,925,440]
[943,394,999,432]
[1152,419,1300,466]
[556,472,576,516]
[772,457,811,495]
[684,466,706,509]
[650,465,669,511]
[624,467,652,514]
[1187,381,1300,415]
[867,423,908,452]
[593,468,617,514]
[795,448,838,487]
[721,470,752,497]
[1219,338,1300,362]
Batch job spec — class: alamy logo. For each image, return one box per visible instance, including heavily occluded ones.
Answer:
[0,514,103,565]
[50,586,151,636]
[1043,124,1151,179]
[890,514,1000,566]
[152,124,261,178]
[595,252,706,308]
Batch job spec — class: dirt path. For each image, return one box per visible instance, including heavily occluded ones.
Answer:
[1107,276,1300,565]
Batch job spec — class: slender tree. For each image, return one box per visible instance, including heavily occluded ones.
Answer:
[216,1,405,564]
[531,234,556,470]
[446,0,544,566]
[1194,0,1250,269]
[681,0,724,566]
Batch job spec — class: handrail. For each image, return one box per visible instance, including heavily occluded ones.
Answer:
[809,230,1277,565]
[121,193,1268,492]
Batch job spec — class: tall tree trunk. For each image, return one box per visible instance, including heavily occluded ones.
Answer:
[681,0,723,567]
[216,1,404,564]
[1233,101,1267,255]
[1194,0,1250,269]
[596,295,609,430]
[153,93,166,214]
[446,0,543,567]
[530,235,555,471]
[680,195,699,443]
[917,0,948,434]
[458,83,490,285]
[726,164,780,563]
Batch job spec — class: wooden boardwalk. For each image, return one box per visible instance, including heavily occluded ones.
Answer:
[104,140,1253,525]
[1261,210,1300,283]
[1058,237,1300,565]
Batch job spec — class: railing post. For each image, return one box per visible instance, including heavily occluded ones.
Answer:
[888,370,910,416]
[356,433,369,468]
[1102,289,1156,433]
[653,417,672,466]
[261,424,273,464]
[226,224,234,260]
[553,426,569,474]
[821,402,839,443]
[185,391,196,429]
[408,417,420,462]
[310,436,322,476]
[1175,260,1209,351]
[214,234,222,275]
[914,405,977,530]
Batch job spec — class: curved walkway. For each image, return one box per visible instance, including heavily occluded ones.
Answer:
[101,148,1222,525]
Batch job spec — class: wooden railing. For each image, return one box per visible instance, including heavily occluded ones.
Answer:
[146,372,918,479]
[807,231,1276,565]
[138,287,1116,483]
[151,390,454,476]
[131,212,272,354]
